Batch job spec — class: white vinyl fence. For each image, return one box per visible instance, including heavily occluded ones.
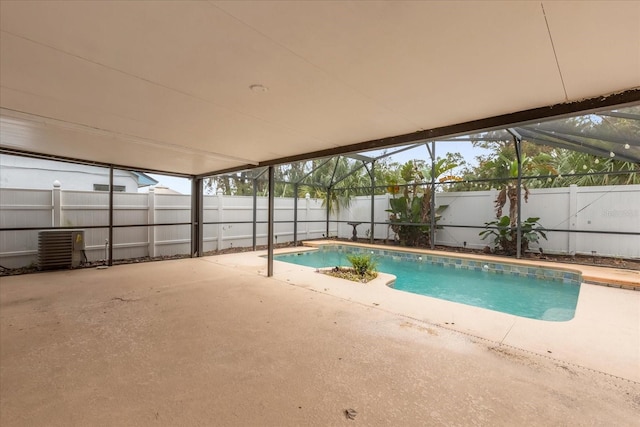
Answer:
[203,193,330,252]
[0,186,332,268]
[434,185,640,258]
[1,184,638,268]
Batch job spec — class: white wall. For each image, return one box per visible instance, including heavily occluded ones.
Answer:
[0,155,140,192]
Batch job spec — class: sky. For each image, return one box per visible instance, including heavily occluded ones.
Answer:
[146,174,193,195]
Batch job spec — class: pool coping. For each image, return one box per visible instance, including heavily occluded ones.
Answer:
[205,248,640,382]
[301,240,640,291]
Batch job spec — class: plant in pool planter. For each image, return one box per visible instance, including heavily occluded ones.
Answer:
[346,253,378,278]
[480,215,547,255]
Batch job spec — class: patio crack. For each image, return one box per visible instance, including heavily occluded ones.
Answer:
[112,297,139,303]
[499,317,518,345]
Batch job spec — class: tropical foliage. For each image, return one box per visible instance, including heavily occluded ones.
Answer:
[205,154,406,214]
[385,159,455,246]
[479,216,547,255]
[453,112,639,191]
[471,148,548,255]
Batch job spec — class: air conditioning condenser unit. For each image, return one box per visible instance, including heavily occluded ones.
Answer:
[38,230,85,270]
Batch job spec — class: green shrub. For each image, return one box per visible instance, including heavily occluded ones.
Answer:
[479,216,547,255]
[346,253,377,277]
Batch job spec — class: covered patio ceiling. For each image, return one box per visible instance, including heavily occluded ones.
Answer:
[1,1,639,176]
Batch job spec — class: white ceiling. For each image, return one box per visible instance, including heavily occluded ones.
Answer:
[1,1,639,176]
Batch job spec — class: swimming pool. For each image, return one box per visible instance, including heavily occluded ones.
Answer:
[274,245,582,322]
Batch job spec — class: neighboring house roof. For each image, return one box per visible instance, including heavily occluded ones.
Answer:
[132,172,159,188]
[0,155,160,191]
[152,185,182,195]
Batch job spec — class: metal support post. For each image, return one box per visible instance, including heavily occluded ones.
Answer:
[252,178,258,250]
[326,187,331,238]
[191,177,203,257]
[108,165,114,266]
[293,183,299,246]
[429,141,436,249]
[267,166,275,277]
[508,128,523,259]
[516,139,523,259]
[369,161,375,243]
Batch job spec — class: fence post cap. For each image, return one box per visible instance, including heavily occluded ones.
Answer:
[53,180,61,188]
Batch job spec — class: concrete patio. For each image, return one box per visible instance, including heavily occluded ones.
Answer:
[1,251,639,426]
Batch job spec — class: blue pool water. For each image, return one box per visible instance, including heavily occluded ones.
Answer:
[274,248,581,321]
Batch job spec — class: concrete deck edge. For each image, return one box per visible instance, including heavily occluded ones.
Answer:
[302,240,640,290]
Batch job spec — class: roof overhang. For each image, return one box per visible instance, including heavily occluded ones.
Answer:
[1,1,639,176]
